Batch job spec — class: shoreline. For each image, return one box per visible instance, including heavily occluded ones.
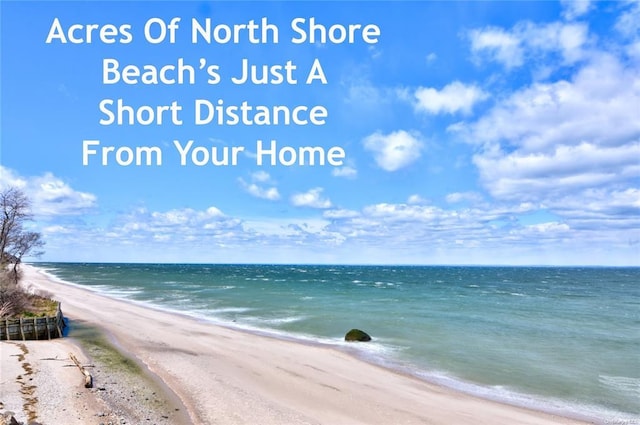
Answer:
[10,264,594,425]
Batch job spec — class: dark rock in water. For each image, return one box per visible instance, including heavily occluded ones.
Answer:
[344,329,371,342]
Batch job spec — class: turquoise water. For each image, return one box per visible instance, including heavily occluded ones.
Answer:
[36,263,639,423]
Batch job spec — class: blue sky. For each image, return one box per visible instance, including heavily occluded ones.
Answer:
[1,0,639,265]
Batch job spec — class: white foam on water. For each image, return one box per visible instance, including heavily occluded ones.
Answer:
[208,285,236,290]
[243,315,306,325]
[207,307,253,314]
[398,369,638,425]
[335,339,406,359]
[37,269,132,297]
[99,288,145,297]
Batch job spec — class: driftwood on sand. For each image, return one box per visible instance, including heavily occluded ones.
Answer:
[69,353,93,388]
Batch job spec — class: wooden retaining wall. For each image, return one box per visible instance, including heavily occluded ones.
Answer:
[1,304,65,341]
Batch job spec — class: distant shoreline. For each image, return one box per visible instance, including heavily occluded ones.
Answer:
[28,261,640,268]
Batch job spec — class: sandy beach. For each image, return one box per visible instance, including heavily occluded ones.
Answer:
[1,265,592,425]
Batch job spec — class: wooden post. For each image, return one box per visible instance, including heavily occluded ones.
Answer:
[69,353,93,388]
[56,310,63,338]
[5,318,10,341]
[33,317,38,340]
[46,317,51,340]
[56,304,63,338]
[19,318,25,340]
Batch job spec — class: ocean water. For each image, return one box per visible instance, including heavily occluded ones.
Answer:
[35,263,639,423]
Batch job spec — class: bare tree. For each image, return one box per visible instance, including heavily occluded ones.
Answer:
[0,187,45,283]
[10,231,45,281]
[1,188,30,260]
[0,188,47,316]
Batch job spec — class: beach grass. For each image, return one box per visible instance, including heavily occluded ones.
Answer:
[19,296,59,317]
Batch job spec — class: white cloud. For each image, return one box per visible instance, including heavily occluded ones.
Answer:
[112,206,241,243]
[332,165,357,178]
[470,21,589,69]
[323,209,360,219]
[455,54,640,153]
[407,194,428,205]
[0,166,28,190]
[316,196,638,264]
[251,170,272,183]
[627,40,640,61]
[291,187,332,209]
[561,0,592,20]
[342,72,386,108]
[239,180,281,201]
[447,4,639,256]
[363,130,423,171]
[508,222,573,243]
[242,217,331,237]
[340,71,406,115]
[415,81,488,115]
[449,49,639,240]
[546,188,640,223]
[0,166,96,216]
[446,192,484,204]
[364,203,440,220]
[529,22,589,64]
[615,1,640,38]
[238,172,280,201]
[31,194,638,265]
[473,142,640,200]
[150,207,224,226]
[469,27,524,68]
